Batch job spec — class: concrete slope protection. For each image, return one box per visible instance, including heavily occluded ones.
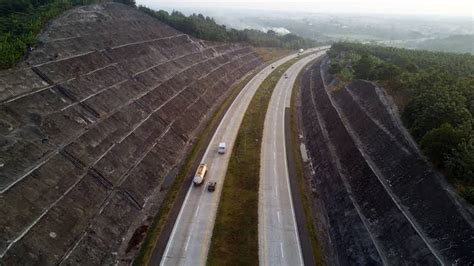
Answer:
[0,3,262,264]
[259,51,325,266]
[159,48,322,266]
[299,58,474,264]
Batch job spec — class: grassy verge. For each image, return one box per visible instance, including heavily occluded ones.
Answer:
[207,57,301,265]
[133,71,260,266]
[290,65,325,265]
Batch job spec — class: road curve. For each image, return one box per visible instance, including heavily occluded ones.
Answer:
[158,50,317,266]
[259,50,327,266]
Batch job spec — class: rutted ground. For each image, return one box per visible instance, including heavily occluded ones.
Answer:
[0,3,262,264]
[298,58,474,264]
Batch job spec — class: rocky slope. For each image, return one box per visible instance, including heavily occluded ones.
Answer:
[0,3,262,264]
[299,58,474,265]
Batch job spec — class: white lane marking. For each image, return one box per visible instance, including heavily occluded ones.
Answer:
[280,242,285,258]
[161,183,193,265]
[277,211,281,223]
[279,55,321,266]
[185,234,191,251]
[195,204,200,217]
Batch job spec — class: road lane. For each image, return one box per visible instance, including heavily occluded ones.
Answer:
[159,50,315,266]
[259,50,327,266]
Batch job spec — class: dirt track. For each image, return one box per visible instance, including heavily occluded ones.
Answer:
[298,58,474,265]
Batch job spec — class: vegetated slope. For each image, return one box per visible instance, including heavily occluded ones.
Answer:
[0,0,135,70]
[0,3,262,264]
[299,58,474,264]
[328,42,474,203]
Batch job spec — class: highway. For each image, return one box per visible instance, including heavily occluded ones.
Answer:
[159,50,315,266]
[259,50,326,266]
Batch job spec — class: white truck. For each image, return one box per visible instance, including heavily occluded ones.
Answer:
[193,163,208,186]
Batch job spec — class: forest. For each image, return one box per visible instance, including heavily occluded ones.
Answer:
[328,42,474,203]
[137,6,317,50]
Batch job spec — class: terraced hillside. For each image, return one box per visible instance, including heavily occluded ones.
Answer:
[0,3,262,264]
[299,58,474,264]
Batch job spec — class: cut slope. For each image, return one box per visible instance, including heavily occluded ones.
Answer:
[0,3,262,264]
[299,58,474,264]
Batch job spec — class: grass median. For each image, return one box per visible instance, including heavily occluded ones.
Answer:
[207,56,301,265]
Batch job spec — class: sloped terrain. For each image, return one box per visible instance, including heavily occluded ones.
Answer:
[0,3,262,264]
[299,58,474,264]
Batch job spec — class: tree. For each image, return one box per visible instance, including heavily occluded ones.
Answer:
[420,123,463,166]
[353,54,375,79]
[113,0,136,6]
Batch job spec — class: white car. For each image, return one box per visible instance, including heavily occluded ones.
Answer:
[218,142,226,154]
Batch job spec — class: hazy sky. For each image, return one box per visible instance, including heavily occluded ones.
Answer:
[136,0,474,17]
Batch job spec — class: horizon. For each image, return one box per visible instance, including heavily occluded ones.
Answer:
[136,0,474,18]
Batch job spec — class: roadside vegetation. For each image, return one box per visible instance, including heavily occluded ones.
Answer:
[290,66,325,265]
[328,42,474,203]
[0,0,135,70]
[208,57,301,265]
[137,6,317,50]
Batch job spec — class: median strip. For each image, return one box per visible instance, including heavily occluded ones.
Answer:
[208,56,302,265]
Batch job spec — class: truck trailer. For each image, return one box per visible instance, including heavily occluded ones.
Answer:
[193,163,208,185]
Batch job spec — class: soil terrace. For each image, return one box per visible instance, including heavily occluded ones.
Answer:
[0,3,262,264]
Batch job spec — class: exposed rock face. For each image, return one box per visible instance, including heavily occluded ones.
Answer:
[0,3,262,264]
[299,58,474,265]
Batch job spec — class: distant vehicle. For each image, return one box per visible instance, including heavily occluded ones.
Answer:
[218,142,226,154]
[284,73,288,79]
[207,181,216,192]
[271,65,275,69]
[299,48,304,53]
[193,163,208,186]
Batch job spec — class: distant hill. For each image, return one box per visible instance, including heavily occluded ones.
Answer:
[417,34,474,54]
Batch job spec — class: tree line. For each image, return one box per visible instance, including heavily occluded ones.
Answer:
[137,6,317,50]
[329,42,474,203]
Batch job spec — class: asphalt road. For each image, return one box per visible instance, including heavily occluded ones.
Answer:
[259,50,326,266]
[158,50,317,266]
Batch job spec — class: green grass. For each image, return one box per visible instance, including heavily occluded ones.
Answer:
[207,57,301,265]
[290,63,325,265]
[0,0,111,70]
[133,71,260,266]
